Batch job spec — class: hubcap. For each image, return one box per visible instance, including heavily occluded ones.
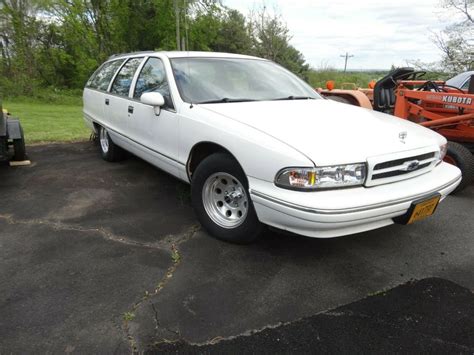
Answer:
[99,127,109,153]
[202,172,249,229]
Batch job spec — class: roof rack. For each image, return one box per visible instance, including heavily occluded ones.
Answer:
[107,51,156,60]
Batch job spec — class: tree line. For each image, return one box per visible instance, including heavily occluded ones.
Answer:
[0,0,309,96]
[0,0,470,98]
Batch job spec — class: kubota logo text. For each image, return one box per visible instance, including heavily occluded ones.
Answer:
[441,95,472,105]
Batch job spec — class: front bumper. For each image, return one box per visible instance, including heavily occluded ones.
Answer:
[249,162,462,238]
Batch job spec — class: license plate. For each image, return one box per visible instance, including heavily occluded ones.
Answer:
[407,195,441,224]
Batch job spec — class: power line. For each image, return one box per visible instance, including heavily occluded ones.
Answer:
[340,52,354,73]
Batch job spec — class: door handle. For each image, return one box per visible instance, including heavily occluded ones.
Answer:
[105,98,109,105]
[128,105,134,114]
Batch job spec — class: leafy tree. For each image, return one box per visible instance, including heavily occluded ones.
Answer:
[249,6,309,79]
[0,0,312,94]
[0,0,43,93]
[434,0,473,72]
[212,9,252,54]
[186,3,222,51]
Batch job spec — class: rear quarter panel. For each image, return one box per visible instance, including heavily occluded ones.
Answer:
[83,88,104,132]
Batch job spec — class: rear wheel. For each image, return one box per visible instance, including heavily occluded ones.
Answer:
[98,126,126,162]
[191,153,263,244]
[444,141,474,193]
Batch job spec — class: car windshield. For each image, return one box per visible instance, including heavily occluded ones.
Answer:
[170,57,321,104]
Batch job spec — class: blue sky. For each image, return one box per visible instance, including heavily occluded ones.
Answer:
[222,0,460,70]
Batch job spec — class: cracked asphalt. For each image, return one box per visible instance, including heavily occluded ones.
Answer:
[0,142,473,353]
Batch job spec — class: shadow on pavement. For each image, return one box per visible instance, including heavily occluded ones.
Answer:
[151,278,474,354]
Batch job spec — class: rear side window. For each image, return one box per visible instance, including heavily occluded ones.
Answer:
[110,57,144,96]
[87,60,124,91]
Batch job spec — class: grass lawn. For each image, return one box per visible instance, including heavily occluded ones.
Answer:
[3,100,90,144]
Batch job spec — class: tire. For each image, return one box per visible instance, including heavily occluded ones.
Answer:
[98,125,126,162]
[12,125,26,161]
[326,95,352,105]
[191,153,263,244]
[444,141,474,194]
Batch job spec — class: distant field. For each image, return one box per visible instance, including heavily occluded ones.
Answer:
[3,100,89,144]
[307,69,450,89]
[308,70,388,89]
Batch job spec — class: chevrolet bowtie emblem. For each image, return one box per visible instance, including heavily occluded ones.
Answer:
[403,160,420,171]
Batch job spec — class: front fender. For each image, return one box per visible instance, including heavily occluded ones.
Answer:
[178,106,314,183]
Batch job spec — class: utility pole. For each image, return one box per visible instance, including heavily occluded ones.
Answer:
[174,0,181,51]
[340,52,354,73]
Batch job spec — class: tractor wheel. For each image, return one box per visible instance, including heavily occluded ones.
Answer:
[444,141,474,194]
[13,125,26,161]
[0,136,8,162]
[326,95,352,105]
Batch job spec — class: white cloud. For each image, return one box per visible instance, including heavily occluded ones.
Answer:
[222,0,461,70]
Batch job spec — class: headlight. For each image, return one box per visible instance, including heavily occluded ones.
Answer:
[435,143,447,166]
[275,163,367,190]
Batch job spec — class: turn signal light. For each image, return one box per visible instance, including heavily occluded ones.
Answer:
[326,81,335,90]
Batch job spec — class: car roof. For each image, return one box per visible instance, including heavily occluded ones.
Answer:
[446,71,474,88]
[108,51,264,61]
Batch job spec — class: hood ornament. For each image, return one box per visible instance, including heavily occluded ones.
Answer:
[399,131,407,144]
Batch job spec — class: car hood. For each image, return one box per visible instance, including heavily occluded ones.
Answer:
[199,99,443,166]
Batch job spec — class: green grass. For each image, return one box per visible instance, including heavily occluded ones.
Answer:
[3,99,89,144]
[307,69,451,89]
[308,70,389,89]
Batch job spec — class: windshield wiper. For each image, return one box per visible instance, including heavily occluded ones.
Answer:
[272,96,316,101]
[196,98,257,104]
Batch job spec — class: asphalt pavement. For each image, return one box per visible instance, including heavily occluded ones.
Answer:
[0,142,473,353]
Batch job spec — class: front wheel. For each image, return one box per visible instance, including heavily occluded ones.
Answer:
[444,141,474,194]
[191,153,263,244]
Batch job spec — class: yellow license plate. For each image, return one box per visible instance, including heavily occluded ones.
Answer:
[407,195,441,224]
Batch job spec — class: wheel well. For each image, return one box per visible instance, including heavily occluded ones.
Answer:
[92,122,100,133]
[187,142,237,180]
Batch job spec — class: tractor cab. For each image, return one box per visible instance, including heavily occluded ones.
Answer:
[372,67,416,113]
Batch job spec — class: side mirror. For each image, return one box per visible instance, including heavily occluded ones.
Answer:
[141,92,165,115]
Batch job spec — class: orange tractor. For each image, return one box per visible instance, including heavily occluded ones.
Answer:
[320,68,474,192]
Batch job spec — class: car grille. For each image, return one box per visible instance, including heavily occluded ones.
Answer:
[366,150,438,186]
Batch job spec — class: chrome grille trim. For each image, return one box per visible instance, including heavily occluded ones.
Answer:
[372,162,431,180]
[366,148,439,186]
[373,152,435,170]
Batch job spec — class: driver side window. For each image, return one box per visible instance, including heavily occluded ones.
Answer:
[134,58,173,109]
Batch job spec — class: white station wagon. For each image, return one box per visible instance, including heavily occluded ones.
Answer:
[83,51,462,243]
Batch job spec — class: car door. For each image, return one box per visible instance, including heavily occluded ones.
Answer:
[104,57,144,140]
[128,57,180,175]
[83,59,124,127]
